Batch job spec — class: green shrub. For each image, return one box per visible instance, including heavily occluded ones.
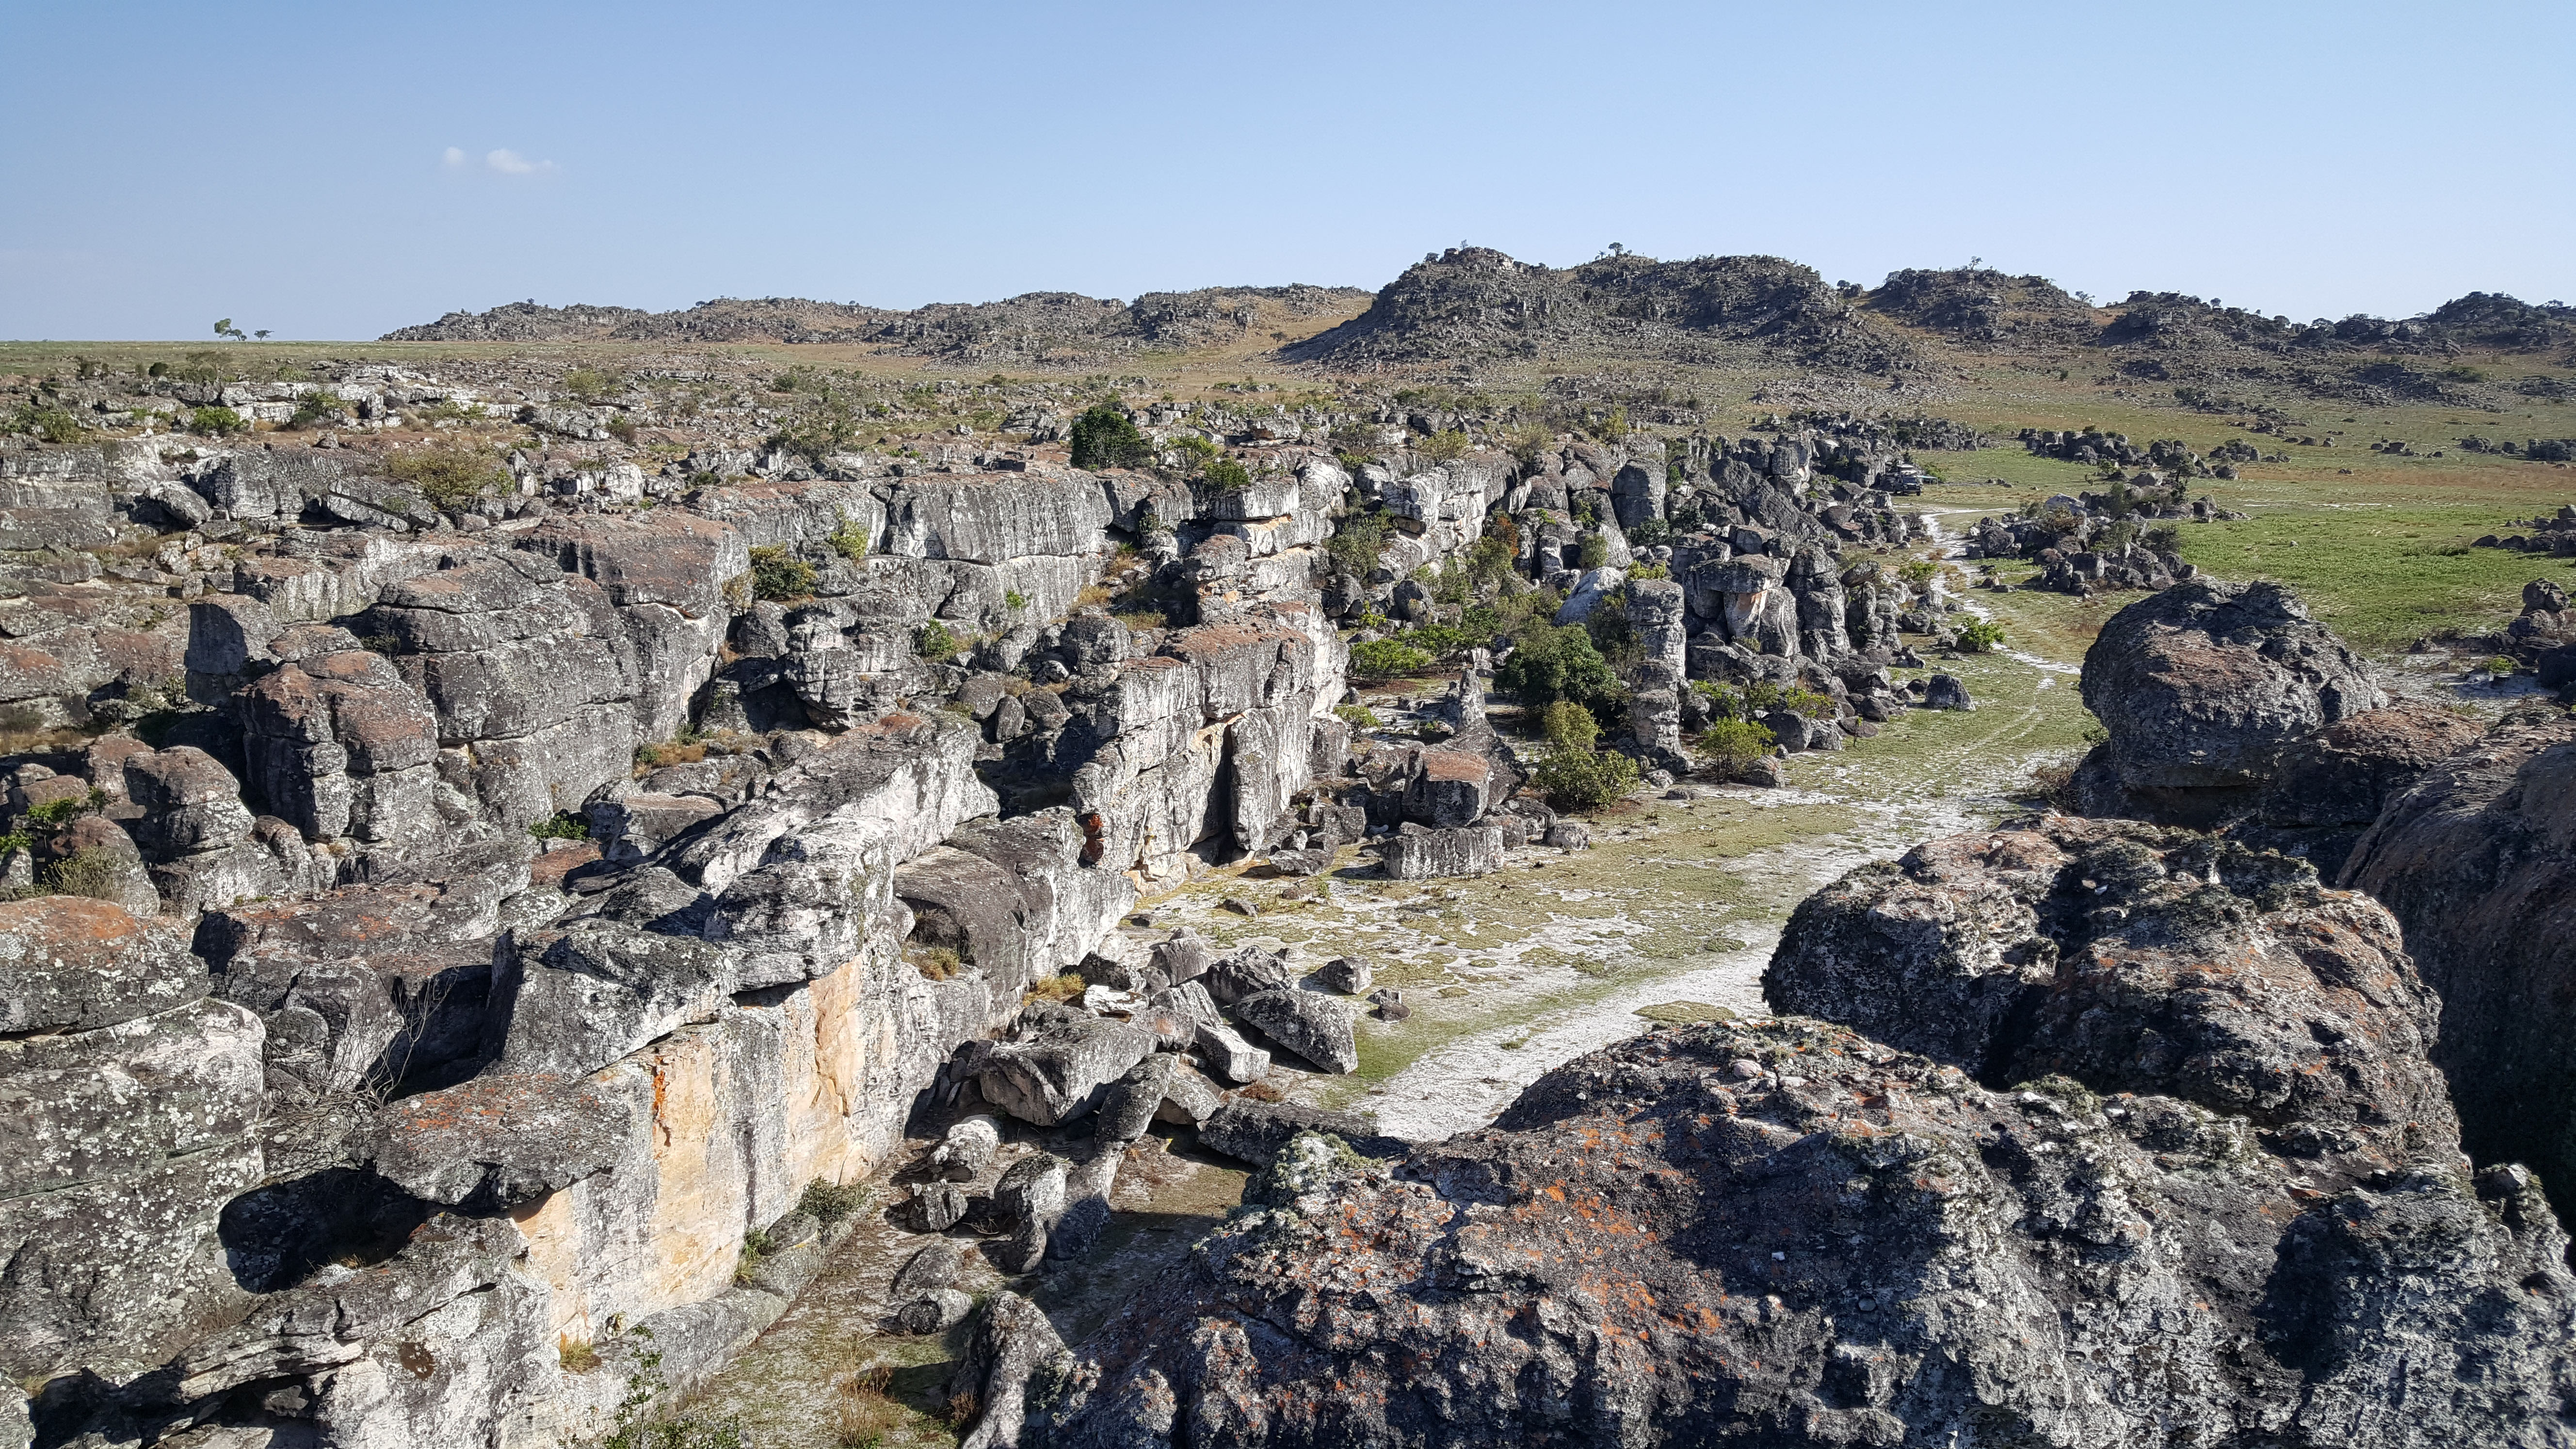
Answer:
[1955,619,2006,653]
[40,849,125,901]
[1742,680,1835,717]
[1397,623,1470,658]
[1334,704,1383,728]
[827,510,870,562]
[385,447,509,510]
[1690,680,1746,720]
[528,811,589,841]
[1203,456,1252,491]
[1004,589,1030,611]
[1625,516,1672,547]
[917,620,962,662]
[11,404,87,444]
[289,390,351,429]
[560,367,622,404]
[1627,561,1669,581]
[24,792,97,829]
[189,405,248,437]
[1576,533,1609,570]
[1325,509,1389,579]
[1540,698,1598,750]
[1417,429,1469,464]
[1530,744,1640,811]
[797,1177,870,1226]
[1069,404,1152,469]
[1496,622,1620,714]
[1349,638,1433,680]
[748,546,815,600]
[1695,717,1775,773]
[772,392,864,463]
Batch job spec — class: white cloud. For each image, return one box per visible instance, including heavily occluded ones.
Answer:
[483,148,557,177]
[441,146,467,168]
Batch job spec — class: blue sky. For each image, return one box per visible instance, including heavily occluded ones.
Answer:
[2,0,2568,340]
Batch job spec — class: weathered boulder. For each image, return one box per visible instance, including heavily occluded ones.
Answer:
[1230,989,1360,1074]
[2077,580,2387,825]
[1202,944,1294,1007]
[989,1152,1071,1273]
[929,1115,1004,1181]
[369,1071,635,1211]
[1768,817,2453,1168]
[1195,1098,1404,1168]
[0,901,268,1385]
[1382,823,1503,879]
[0,896,208,1032]
[2344,712,2576,1222]
[1039,999,2572,1449]
[975,1013,1158,1127]
[948,1291,1066,1449]
[2243,700,2483,872]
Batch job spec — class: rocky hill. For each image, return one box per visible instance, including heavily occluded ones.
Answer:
[1281,246,1913,372]
[384,285,1374,365]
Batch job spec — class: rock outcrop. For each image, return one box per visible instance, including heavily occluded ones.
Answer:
[1034,819,2576,1449]
[2343,711,2576,1223]
[2075,580,2387,826]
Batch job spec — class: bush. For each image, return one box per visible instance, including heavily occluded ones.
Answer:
[1530,744,1640,811]
[1203,456,1252,491]
[1417,429,1469,464]
[189,405,248,437]
[386,447,509,510]
[1334,704,1383,728]
[24,791,98,829]
[1540,698,1598,751]
[1325,509,1389,579]
[917,620,962,662]
[1004,589,1029,611]
[1625,516,1672,547]
[560,367,622,404]
[798,1177,871,1226]
[827,510,870,562]
[1695,717,1775,773]
[1496,622,1620,714]
[528,811,589,841]
[1397,622,1470,658]
[1069,404,1152,469]
[1349,638,1433,680]
[1627,561,1669,581]
[40,849,126,901]
[1576,533,1609,570]
[11,404,87,443]
[289,389,351,429]
[748,545,815,600]
[773,392,865,463]
[1956,619,2006,653]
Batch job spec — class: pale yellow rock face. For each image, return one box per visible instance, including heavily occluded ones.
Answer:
[512,953,956,1343]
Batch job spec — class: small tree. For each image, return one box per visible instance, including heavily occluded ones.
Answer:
[1696,717,1775,774]
[1956,619,2005,653]
[748,545,815,601]
[1069,404,1152,470]
[1540,698,1598,751]
[1530,745,1640,811]
[1349,638,1433,681]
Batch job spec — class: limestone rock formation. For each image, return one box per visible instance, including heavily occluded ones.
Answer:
[2075,580,2387,825]
[1036,820,2575,1449]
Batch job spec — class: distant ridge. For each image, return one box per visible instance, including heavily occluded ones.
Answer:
[384,286,1373,364]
